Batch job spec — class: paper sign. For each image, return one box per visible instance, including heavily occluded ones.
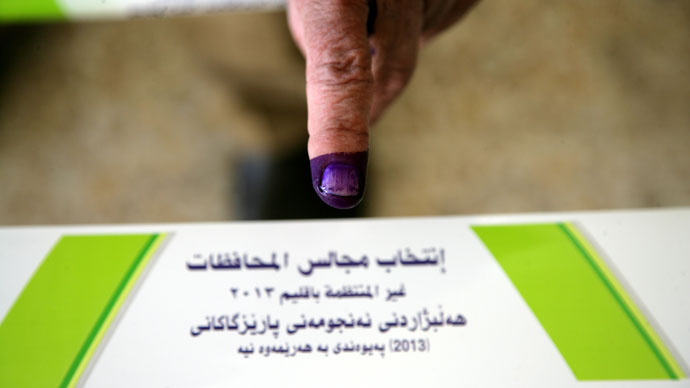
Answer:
[1,209,689,387]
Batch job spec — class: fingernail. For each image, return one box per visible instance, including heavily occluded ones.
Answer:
[310,151,368,209]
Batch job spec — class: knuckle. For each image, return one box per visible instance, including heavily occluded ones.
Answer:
[387,62,415,86]
[378,62,416,98]
[310,48,373,88]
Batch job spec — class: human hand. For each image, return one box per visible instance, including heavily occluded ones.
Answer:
[287,0,478,209]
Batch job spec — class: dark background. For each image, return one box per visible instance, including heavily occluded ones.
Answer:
[1,0,689,224]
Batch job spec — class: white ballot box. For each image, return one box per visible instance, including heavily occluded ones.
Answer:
[1,208,689,387]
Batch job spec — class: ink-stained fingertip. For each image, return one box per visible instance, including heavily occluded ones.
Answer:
[310,151,368,209]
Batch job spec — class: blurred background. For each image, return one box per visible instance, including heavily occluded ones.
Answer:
[0,0,688,224]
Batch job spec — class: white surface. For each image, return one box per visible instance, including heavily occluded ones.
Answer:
[1,208,689,387]
[59,0,285,18]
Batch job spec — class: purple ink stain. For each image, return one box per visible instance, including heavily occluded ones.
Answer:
[310,151,368,209]
[321,163,360,196]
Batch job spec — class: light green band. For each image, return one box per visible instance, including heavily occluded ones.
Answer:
[0,233,165,388]
[473,222,685,380]
[0,0,64,22]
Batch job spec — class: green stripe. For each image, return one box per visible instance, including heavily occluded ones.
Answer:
[0,0,64,21]
[473,223,683,380]
[562,222,685,379]
[0,234,162,388]
[59,234,161,388]
[67,233,165,387]
[558,223,678,380]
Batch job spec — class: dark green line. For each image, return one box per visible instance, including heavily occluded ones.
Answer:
[59,234,159,388]
[557,223,676,380]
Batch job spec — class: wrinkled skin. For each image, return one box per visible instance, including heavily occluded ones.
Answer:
[287,0,479,159]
